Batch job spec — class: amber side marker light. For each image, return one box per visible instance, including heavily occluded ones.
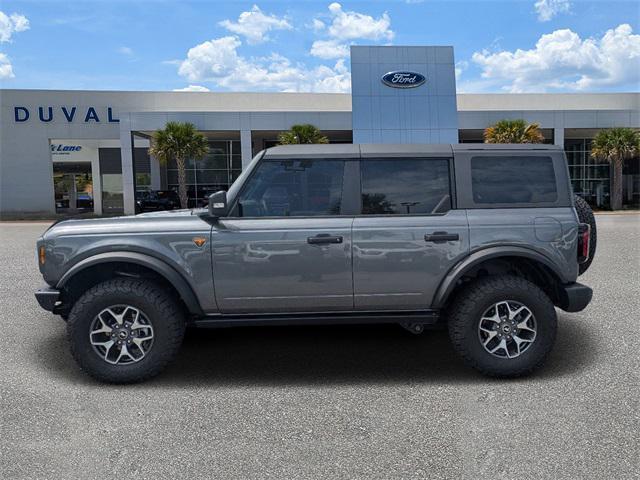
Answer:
[39,246,46,265]
[193,237,207,247]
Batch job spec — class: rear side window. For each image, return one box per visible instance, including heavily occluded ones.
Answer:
[233,159,345,217]
[471,156,557,204]
[361,158,451,215]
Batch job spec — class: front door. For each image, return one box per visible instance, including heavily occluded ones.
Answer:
[352,157,469,310]
[53,162,94,214]
[212,157,354,313]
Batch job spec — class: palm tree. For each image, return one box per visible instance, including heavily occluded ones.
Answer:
[484,119,544,144]
[278,124,329,145]
[148,122,209,209]
[590,128,640,210]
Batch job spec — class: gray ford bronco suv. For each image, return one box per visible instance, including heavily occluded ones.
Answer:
[35,144,594,383]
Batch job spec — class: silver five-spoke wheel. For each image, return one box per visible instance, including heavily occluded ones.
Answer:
[478,300,537,359]
[89,305,154,365]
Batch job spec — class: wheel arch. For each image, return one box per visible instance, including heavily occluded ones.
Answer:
[433,246,568,309]
[57,252,204,316]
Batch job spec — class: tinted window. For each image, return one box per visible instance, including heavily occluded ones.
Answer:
[234,159,345,217]
[471,156,557,204]
[361,159,451,215]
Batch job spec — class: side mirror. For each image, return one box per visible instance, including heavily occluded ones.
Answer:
[208,190,228,218]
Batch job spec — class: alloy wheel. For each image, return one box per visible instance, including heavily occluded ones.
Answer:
[477,300,537,359]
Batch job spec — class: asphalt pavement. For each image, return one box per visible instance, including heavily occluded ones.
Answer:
[1,214,638,479]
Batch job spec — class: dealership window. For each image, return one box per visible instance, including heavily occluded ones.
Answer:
[99,148,124,214]
[134,148,152,191]
[51,140,96,215]
[360,159,451,215]
[471,156,557,204]
[53,162,94,214]
[233,159,345,217]
[564,136,640,209]
[166,140,241,207]
[565,139,611,208]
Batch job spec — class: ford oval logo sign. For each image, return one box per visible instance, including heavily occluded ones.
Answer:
[381,71,426,89]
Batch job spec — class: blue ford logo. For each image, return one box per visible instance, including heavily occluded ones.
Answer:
[381,71,426,89]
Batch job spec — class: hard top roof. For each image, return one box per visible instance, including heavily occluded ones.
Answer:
[262,143,562,159]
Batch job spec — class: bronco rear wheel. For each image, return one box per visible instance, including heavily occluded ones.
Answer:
[448,275,557,378]
[67,278,185,383]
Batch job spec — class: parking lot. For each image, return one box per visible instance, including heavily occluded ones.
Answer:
[1,214,638,479]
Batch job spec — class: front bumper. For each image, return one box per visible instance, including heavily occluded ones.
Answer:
[557,282,593,312]
[35,287,60,312]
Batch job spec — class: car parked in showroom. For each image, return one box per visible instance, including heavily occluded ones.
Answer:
[135,189,180,213]
[35,144,595,383]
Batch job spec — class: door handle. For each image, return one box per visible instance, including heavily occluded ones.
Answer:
[424,231,459,243]
[307,234,343,245]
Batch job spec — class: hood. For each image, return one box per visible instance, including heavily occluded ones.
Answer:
[43,209,210,239]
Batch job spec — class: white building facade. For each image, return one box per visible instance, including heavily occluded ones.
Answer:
[1,46,638,217]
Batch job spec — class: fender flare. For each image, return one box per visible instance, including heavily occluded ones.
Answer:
[57,251,204,316]
[432,246,568,308]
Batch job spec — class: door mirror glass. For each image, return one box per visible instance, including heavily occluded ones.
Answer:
[208,190,228,217]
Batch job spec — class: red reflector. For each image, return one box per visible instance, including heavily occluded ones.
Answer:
[582,229,589,258]
[578,224,590,263]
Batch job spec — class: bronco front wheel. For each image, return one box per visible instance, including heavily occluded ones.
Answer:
[67,278,185,383]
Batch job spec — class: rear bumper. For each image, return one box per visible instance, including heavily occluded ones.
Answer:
[557,282,592,312]
[35,287,60,312]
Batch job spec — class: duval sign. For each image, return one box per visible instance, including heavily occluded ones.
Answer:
[14,106,119,123]
[381,71,426,89]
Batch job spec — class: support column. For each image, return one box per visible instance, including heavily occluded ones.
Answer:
[120,117,136,215]
[240,129,252,170]
[554,127,565,147]
[91,151,102,215]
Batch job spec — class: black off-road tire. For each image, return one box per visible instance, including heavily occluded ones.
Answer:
[574,194,597,275]
[448,275,557,378]
[67,278,185,384]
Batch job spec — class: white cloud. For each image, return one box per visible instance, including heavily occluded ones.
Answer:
[311,19,325,32]
[310,39,350,60]
[308,3,394,60]
[325,3,393,41]
[118,46,134,56]
[0,52,14,78]
[173,85,210,92]
[178,36,242,81]
[219,5,291,45]
[177,35,350,93]
[0,11,29,43]
[471,24,640,92]
[534,0,571,22]
[455,60,468,81]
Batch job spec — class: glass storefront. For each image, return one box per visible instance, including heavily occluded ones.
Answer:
[166,140,242,207]
[565,139,611,208]
[53,162,94,214]
[99,148,125,215]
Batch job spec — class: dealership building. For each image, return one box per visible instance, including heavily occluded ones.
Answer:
[1,46,638,217]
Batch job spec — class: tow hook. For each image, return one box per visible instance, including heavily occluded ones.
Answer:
[401,322,425,335]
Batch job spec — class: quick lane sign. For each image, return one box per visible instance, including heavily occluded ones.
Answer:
[14,106,119,123]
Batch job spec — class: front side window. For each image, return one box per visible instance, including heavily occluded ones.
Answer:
[361,158,451,215]
[233,159,345,217]
[471,156,557,204]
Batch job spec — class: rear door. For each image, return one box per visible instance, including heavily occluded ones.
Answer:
[352,156,469,310]
[211,156,357,313]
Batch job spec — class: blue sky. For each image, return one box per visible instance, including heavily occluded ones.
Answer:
[0,0,638,93]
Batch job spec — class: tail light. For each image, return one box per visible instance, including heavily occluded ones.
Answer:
[577,223,590,264]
